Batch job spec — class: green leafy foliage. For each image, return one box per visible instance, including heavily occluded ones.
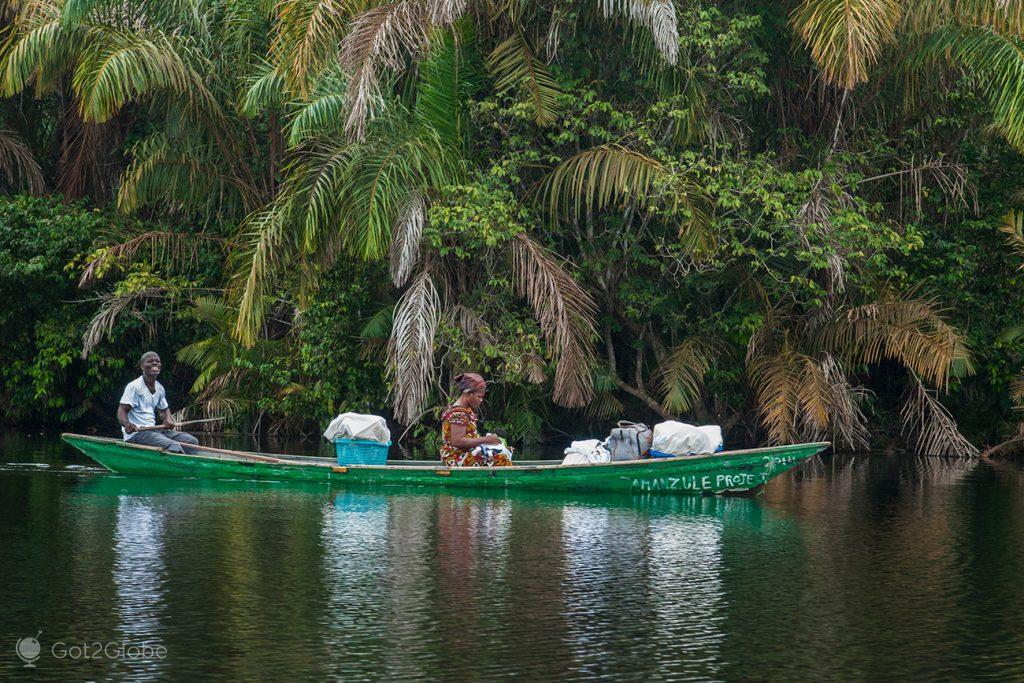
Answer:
[3,0,1024,457]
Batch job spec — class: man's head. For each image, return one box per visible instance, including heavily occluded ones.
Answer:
[140,351,161,378]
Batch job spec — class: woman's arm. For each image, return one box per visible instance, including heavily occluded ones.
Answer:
[448,423,501,449]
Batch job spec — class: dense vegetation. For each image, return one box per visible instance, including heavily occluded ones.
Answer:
[2,0,1024,454]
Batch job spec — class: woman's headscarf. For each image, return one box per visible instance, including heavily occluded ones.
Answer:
[454,372,486,394]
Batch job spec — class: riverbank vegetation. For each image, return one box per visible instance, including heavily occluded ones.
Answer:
[1,0,1023,454]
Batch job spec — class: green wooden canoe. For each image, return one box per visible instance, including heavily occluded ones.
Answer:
[62,433,828,495]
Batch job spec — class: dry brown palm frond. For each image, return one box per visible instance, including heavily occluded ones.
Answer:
[389,193,426,286]
[1011,371,1024,408]
[0,127,44,193]
[815,296,972,390]
[57,102,109,199]
[340,0,430,139]
[340,0,464,139]
[79,231,226,288]
[999,211,1024,263]
[748,343,803,445]
[793,176,854,295]
[447,304,493,348]
[819,353,870,449]
[81,287,169,358]
[524,352,547,384]
[790,0,902,90]
[599,0,679,66]
[904,0,1024,35]
[273,0,353,93]
[511,233,596,407]
[658,336,721,413]
[388,269,441,423]
[747,332,869,448]
[901,157,973,219]
[901,374,978,457]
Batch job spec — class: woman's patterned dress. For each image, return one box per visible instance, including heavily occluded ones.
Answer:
[440,405,513,467]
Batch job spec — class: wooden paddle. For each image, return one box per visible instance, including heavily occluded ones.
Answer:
[134,417,225,432]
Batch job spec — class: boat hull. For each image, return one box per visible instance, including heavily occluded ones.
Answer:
[62,434,828,495]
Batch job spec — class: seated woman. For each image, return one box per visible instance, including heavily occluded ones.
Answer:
[440,373,513,467]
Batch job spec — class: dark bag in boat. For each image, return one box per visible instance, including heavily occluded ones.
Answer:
[605,421,653,461]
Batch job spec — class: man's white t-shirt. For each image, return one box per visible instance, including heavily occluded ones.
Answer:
[119,376,168,440]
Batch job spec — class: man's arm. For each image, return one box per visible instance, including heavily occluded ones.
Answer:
[118,404,137,434]
[159,407,174,429]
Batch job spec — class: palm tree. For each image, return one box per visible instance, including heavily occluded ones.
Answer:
[227,1,688,423]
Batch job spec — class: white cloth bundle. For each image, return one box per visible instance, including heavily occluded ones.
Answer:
[562,439,611,465]
[323,413,391,444]
[471,443,514,462]
[651,421,723,456]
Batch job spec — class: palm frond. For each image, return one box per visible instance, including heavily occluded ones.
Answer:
[71,29,208,122]
[81,286,169,358]
[118,131,255,217]
[389,193,426,286]
[747,323,869,448]
[388,269,440,423]
[913,25,1024,151]
[0,9,76,96]
[333,126,461,259]
[511,233,596,408]
[339,0,462,139]
[57,106,109,199]
[487,32,562,126]
[447,303,493,349]
[999,210,1024,263]
[540,143,666,219]
[748,342,803,445]
[416,25,479,145]
[79,230,225,288]
[239,62,287,116]
[586,365,625,419]
[360,304,395,339]
[905,0,1024,35]
[819,353,870,449]
[901,374,978,456]
[231,200,295,345]
[815,297,972,390]
[272,0,352,93]
[286,89,348,144]
[1011,372,1024,408]
[0,127,44,192]
[599,0,679,66]
[791,0,902,89]
[658,336,720,413]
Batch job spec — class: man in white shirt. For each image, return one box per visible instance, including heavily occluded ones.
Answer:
[117,351,199,453]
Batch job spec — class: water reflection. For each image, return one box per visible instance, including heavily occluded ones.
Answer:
[111,496,168,677]
[2,442,1024,680]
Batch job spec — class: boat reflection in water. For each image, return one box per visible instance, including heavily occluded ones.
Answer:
[53,450,1023,680]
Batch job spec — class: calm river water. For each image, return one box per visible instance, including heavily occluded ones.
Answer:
[1,433,1023,680]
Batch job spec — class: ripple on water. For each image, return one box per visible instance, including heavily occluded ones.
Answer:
[1,447,1023,680]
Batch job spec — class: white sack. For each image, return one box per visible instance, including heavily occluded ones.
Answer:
[562,439,611,465]
[652,421,723,456]
[471,443,515,463]
[323,413,391,443]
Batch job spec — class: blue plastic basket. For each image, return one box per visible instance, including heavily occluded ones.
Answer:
[333,438,391,465]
